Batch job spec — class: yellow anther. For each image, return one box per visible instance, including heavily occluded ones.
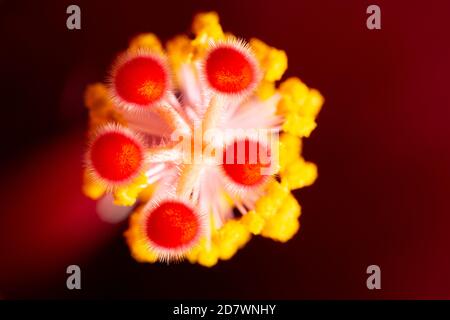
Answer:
[302,89,324,118]
[166,35,194,70]
[128,237,159,263]
[261,215,300,243]
[124,209,159,263]
[265,180,290,207]
[256,80,276,100]
[281,158,318,190]
[249,38,270,62]
[278,78,324,118]
[128,33,163,53]
[250,38,288,82]
[192,12,224,40]
[277,194,301,220]
[187,238,220,267]
[282,113,317,138]
[185,238,203,263]
[279,77,309,106]
[261,195,301,242]
[216,240,239,261]
[279,133,302,171]
[214,220,250,260]
[254,195,279,219]
[137,184,155,202]
[264,48,288,82]
[113,174,148,206]
[84,83,125,128]
[276,97,300,115]
[221,220,250,245]
[197,244,220,267]
[85,83,110,111]
[82,171,106,200]
[113,189,137,206]
[240,210,265,235]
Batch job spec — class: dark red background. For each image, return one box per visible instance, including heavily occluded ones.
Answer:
[0,0,449,299]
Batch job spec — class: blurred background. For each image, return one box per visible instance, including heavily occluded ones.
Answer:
[0,0,449,299]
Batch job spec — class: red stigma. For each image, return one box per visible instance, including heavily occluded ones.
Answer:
[145,201,200,249]
[90,130,143,182]
[222,140,270,186]
[205,45,255,94]
[113,55,167,106]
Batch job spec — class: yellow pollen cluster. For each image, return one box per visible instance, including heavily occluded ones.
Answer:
[250,38,288,100]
